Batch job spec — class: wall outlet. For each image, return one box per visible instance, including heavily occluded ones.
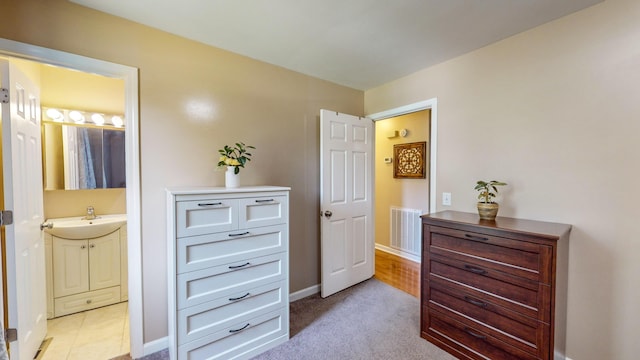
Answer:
[442,192,452,206]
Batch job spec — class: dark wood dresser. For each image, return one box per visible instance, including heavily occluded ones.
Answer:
[420,211,571,360]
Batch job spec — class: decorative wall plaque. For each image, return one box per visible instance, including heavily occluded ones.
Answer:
[393,141,427,179]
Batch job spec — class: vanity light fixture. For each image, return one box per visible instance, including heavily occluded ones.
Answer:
[42,106,124,129]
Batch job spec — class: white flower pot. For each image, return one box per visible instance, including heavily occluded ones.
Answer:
[225,166,240,188]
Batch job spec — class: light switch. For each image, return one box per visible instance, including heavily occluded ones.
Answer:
[442,192,452,206]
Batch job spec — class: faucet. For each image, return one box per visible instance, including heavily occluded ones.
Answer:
[84,206,97,220]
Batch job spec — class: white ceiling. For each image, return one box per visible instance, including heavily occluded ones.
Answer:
[71,0,601,90]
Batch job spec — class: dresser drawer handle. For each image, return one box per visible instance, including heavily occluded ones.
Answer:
[229,293,251,301]
[228,262,251,269]
[197,202,222,206]
[464,296,487,308]
[464,234,489,241]
[255,199,274,203]
[464,327,487,340]
[229,323,250,333]
[464,265,487,275]
[228,232,250,237]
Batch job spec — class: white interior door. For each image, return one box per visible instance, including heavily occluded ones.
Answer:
[320,109,374,298]
[1,59,47,360]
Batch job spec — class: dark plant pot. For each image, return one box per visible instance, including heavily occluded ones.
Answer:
[477,202,499,221]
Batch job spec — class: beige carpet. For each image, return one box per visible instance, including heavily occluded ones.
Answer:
[251,278,455,360]
[133,279,454,360]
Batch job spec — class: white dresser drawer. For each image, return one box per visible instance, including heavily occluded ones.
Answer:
[177,253,286,310]
[177,281,286,345]
[177,199,238,237]
[177,224,287,274]
[239,196,288,229]
[178,308,288,360]
[54,286,121,317]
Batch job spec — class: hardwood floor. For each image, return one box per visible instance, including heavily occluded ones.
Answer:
[374,249,420,298]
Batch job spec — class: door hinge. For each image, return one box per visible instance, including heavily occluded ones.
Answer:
[0,88,8,104]
[4,328,17,342]
[0,210,13,226]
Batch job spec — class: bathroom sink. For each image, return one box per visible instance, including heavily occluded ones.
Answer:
[44,214,127,239]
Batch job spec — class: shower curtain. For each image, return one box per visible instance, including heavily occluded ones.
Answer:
[0,320,8,360]
[77,127,97,189]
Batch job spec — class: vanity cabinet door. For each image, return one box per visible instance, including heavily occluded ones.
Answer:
[89,231,121,290]
[53,238,89,297]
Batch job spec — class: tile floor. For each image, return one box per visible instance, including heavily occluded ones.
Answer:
[40,302,130,360]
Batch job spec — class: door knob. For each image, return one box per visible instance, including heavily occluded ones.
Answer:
[323,211,332,218]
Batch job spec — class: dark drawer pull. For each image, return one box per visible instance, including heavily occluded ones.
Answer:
[255,199,274,203]
[229,323,250,333]
[464,264,487,275]
[197,202,222,206]
[228,262,250,269]
[229,292,250,301]
[464,234,489,241]
[464,327,487,340]
[228,232,250,237]
[464,296,487,308]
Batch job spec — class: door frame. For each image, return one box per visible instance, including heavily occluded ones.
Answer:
[0,38,144,358]
[367,98,438,214]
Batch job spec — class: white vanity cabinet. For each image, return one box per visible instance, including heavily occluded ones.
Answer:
[45,226,128,318]
[167,186,290,360]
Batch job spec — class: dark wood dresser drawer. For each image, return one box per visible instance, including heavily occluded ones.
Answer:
[428,226,552,284]
[429,254,544,317]
[426,310,539,360]
[429,279,541,349]
[420,211,571,360]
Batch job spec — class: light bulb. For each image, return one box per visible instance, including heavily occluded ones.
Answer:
[45,108,64,122]
[69,110,85,123]
[111,116,124,127]
[91,113,105,125]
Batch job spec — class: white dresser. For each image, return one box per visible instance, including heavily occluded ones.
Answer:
[167,186,290,360]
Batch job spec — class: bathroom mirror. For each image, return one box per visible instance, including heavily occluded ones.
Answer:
[42,123,126,190]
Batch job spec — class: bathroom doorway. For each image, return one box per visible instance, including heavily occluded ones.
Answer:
[0,39,142,359]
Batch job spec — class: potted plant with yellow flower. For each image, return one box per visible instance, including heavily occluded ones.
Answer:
[218,142,255,187]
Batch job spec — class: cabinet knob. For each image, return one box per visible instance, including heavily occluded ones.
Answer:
[80,245,86,249]
[90,244,95,248]
[86,299,92,304]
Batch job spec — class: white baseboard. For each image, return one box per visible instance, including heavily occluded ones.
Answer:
[375,244,421,263]
[289,284,320,302]
[143,336,168,357]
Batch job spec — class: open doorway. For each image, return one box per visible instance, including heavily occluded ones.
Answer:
[373,110,430,262]
[367,100,437,298]
[0,39,142,359]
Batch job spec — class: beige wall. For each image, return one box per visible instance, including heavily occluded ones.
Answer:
[366,0,640,358]
[0,0,363,344]
[374,110,429,248]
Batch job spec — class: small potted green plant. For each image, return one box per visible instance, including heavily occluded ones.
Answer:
[474,180,507,220]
